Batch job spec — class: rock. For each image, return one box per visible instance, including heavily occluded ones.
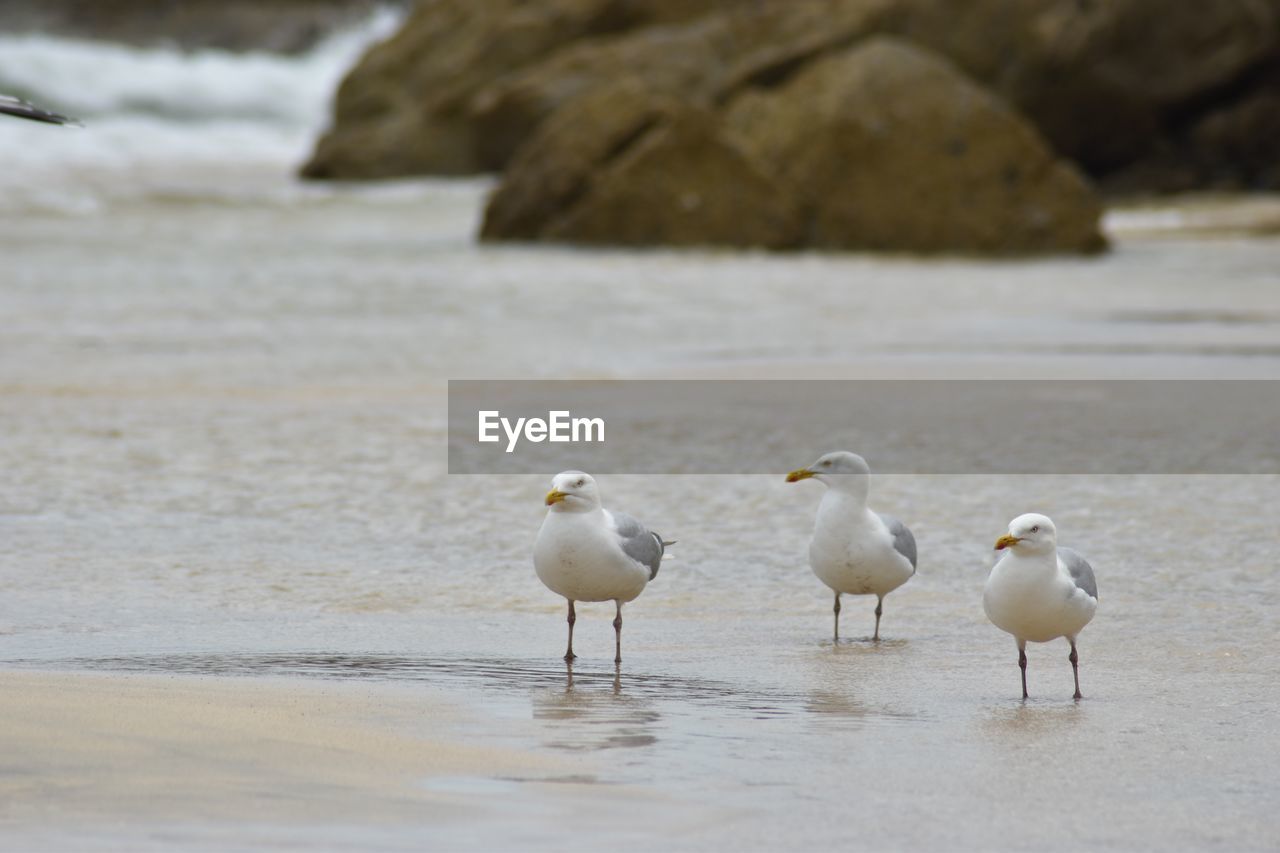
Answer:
[892,0,1280,174]
[472,0,1280,183]
[481,89,802,249]
[545,109,804,248]
[303,0,1279,226]
[469,0,895,170]
[482,37,1103,254]
[722,37,1105,254]
[1092,147,1205,196]
[1102,62,1280,193]
[301,0,633,179]
[301,0,762,179]
[305,0,1280,194]
[479,79,671,240]
[1184,63,1280,190]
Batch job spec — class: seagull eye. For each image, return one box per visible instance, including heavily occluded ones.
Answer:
[1030,525,1039,533]
[822,460,832,467]
[575,479,584,487]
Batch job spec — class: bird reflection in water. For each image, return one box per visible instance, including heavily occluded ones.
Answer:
[531,660,660,751]
[563,659,622,694]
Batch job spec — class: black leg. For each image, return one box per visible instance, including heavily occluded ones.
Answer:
[1018,643,1029,700]
[873,596,884,642]
[1069,639,1082,700]
[833,592,841,642]
[564,600,577,662]
[613,601,623,664]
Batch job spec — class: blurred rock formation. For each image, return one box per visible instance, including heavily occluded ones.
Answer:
[52,0,1271,252]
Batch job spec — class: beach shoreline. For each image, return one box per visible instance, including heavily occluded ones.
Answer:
[0,668,583,838]
[2,143,1278,851]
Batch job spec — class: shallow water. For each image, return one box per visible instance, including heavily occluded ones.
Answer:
[1,181,1277,848]
[2,25,1280,851]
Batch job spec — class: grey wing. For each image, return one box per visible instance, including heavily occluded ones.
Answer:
[1060,547,1098,600]
[611,511,666,580]
[878,513,917,571]
[0,95,78,125]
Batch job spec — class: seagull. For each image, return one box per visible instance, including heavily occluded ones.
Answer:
[533,471,672,663]
[984,513,1099,700]
[0,95,79,126]
[786,451,917,642]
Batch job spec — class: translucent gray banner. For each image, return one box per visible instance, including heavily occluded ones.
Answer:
[447,380,1280,474]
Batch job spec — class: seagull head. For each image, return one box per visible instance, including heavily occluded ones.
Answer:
[786,451,871,487]
[544,470,602,513]
[995,513,1057,554]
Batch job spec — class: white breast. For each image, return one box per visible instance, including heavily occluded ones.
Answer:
[534,510,650,603]
[983,551,1096,643]
[808,494,913,596]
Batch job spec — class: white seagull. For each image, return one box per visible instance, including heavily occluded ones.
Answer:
[984,513,1099,700]
[534,471,671,663]
[0,95,79,126]
[786,451,917,641]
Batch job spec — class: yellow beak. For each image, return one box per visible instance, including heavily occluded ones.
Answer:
[786,469,815,482]
[994,534,1020,550]
[545,489,568,506]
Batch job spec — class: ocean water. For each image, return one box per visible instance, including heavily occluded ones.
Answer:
[0,9,401,214]
[2,20,1279,851]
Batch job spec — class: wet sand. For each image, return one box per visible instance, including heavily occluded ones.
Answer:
[4,575,1277,852]
[0,670,555,822]
[0,669,720,850]
[2,181,1279,849]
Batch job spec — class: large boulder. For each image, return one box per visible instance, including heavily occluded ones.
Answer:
[1185,65,1280,190]
[723,37,1105,254]
[1100,61,1280,193]
[300,0,759,178]
[481,82,803,248]
[482,38,1104,254]
[721,37,1111,252]
[302,0,628,179]
[302,0,1280,202]
[479,79,670,240]
[892,0,1280,174]
[543,110,805,248]
[469,0,895,170]
[303,0,1280,191]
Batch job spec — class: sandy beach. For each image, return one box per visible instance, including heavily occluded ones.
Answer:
[0,669,723,850]
[1,177,1278,849]
[2,15,1279,850]
[0,670,551,821]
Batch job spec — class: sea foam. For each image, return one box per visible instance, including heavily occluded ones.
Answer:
[0,8,401,213]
